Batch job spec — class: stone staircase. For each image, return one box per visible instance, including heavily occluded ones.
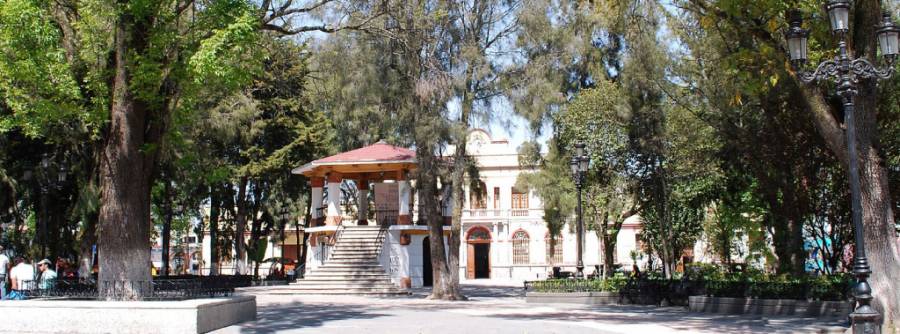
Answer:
[282,225,408,295]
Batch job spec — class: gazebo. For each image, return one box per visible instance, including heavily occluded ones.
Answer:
[292,140,418,227]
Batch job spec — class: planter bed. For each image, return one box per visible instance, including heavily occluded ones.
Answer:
[688,295,852,319]
[0,295,256,334]
[526,291,658,305]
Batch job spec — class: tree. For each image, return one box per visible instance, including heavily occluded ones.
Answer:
[670,0,900,325]
[0,0,378,299]
[554,81,643,277]
[517,139,576,266]
[444,0,520,301]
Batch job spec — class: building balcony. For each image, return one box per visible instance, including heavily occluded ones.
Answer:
[462,208,540,219]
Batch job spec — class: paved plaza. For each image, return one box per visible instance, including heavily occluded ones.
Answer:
[215,280,848,334]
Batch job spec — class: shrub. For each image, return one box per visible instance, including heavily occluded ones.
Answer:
[526,271,851,302]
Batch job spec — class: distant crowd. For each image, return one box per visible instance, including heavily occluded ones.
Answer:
[0,244,76,300]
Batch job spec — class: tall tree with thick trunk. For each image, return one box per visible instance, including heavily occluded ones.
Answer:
[98,4,159,296]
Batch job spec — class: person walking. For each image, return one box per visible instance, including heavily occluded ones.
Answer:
[37,259,57,290]
[0,245,9,300]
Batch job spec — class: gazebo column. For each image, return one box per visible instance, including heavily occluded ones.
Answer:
[397,171,411,225]
[324,173,343,226]
[357,180,369,225]
[310,178,324,227]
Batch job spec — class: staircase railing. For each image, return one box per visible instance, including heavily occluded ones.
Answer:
[375,225,389,260]
[325,224,346,262]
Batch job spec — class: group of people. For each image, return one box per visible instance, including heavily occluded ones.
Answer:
[0,245,58,300]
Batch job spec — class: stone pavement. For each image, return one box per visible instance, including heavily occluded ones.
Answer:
[215,280,848,334]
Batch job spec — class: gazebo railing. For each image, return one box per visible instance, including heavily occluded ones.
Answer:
[374,209,398,227]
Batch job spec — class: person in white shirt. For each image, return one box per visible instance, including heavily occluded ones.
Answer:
[0,245,9,300]
[9,256,35,292]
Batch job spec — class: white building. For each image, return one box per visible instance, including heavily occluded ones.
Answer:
[447,129,644,282]
[290,130,645,289]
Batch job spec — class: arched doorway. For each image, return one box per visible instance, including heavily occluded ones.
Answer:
[422,236,432,287]
[466,226,492,279]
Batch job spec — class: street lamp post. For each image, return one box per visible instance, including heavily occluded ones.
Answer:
[570,143,590,279]
[784,3,897,333]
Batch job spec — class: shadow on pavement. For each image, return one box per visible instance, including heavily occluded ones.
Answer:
[231,302,388,334]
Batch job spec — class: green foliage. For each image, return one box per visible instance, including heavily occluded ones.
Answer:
[189,8,261,89]
[0,0,85,138]
[517,139,575,238]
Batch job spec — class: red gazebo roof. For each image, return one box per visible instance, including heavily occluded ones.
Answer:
[292,140,416,179]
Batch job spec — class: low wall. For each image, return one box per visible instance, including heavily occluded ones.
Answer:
[688,296,853,319]
[0,295,256,334]
[526,291,657,305]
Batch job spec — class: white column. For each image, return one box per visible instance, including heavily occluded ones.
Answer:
[325,174,343,226]
[398,181,410,215]
[358,188,369,225]
[398,172,411,225]
[310,187,323,219]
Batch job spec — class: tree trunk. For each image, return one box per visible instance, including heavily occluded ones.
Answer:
[97,8,155,299]
[209,186,220,275]
[234,176,248,275]
[161,181,172,276]
[420,135,462,300]
[446,84,474,300]
[78,212,98,278]
[603,235,616,278]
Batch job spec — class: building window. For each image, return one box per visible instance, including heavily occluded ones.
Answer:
[546,234,564,265]
[467,227,491,241]
[511,187,528,216]
[469,181,487,210]
[493,187,500,210]
[512,230,530,265]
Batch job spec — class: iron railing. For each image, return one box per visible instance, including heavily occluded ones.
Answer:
[374,209,398,226]
[13,276,249,300]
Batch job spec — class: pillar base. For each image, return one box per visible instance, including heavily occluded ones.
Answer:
[398,215,411,225]
[324,216,342,226]
[357,219,368,226]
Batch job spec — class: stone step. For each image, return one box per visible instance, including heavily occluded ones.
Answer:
[291,285,399,291]
[298,276,392,282]
[296,274,392,280]
[327,257,380,262]
[330,252,381,257]
[319,263,383,268]
[329,254,380,259]
[303,271,391,280]
[310,269,387,275]
[333,245,381,249]
[329,255,380,260]
[337,237,381,241]
[293,284,398,290]
[316,264,384,269]
[331,249,381,253]
[336,240,381,244]
[263,288,410,296]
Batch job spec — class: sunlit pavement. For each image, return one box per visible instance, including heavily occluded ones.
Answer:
[215,280,847,334]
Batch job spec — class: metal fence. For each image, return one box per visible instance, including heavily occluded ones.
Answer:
[14,275,253,301]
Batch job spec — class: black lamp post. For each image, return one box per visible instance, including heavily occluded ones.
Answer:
[570,142,590,279]
[784,3,897,333]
